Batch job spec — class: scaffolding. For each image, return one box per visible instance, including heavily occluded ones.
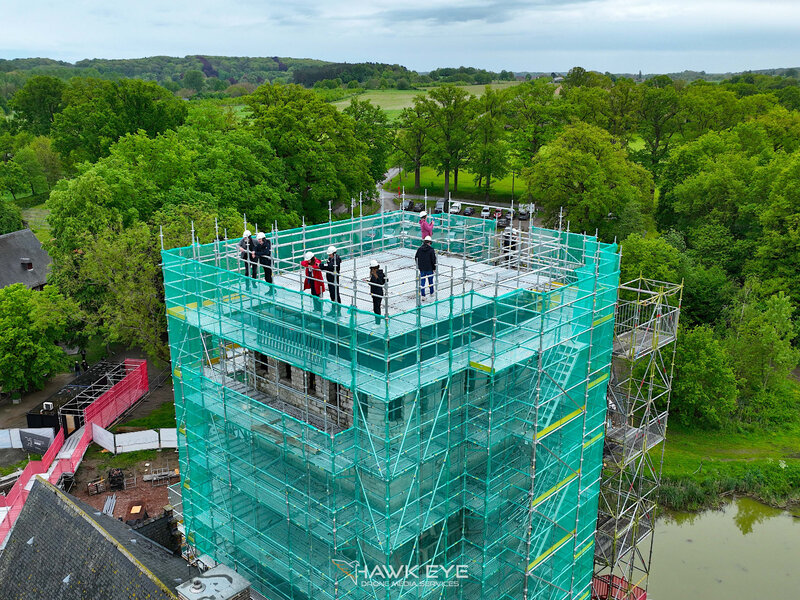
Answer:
[162,210,621,600]
[593,277,682,599]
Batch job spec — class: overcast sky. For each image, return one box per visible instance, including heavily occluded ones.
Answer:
[1,0,798,73]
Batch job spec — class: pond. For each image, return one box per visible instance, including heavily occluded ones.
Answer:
[648,497,800,600]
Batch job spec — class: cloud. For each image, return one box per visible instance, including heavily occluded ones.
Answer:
[0,0,798,73]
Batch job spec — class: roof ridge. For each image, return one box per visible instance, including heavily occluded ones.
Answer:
[31,477,179,599]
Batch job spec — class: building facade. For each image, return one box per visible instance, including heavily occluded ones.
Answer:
[163,211,620,600]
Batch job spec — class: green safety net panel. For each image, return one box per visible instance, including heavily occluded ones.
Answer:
[162,212,620,599]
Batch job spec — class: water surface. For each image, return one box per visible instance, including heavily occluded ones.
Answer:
[648,497,800,600]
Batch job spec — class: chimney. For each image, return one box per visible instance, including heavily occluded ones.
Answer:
[176,565,251,600]
[21,257,33,271]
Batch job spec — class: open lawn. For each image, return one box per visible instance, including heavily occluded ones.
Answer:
[20,203,51,243]
[331,82,521,120]
[383,166,528,203]
[657,420,800,510]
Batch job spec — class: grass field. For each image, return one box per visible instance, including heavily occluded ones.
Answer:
[112,401,177,432]
[20,203,51,242]
[657,419,800,511]
[384,166,528,203]
[331,82,521,120]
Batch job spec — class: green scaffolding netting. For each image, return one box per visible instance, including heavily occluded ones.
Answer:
[162,211,620,600]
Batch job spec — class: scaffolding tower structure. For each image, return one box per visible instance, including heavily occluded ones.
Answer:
[162,210,621,600]
[593,278,682,599]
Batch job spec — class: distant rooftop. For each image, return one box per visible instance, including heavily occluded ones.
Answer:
[0,228,51,289]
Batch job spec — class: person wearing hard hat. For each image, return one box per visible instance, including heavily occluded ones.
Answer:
[369,259,386,324]
[254,232,273,284]
[300,251,325,310]
[502,226,512,267]
[238,229,256,285]
[415,235,437,301]
[419,211,434,240]
[322,246,342,304]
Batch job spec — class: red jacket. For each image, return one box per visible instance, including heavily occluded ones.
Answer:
[301,258,326,295]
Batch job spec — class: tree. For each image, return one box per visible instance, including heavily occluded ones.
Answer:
[524,123,654,241]
[420,85,475,197]
[607,78,641,147]
[28,136,63,190]
[391,98,430,190]
[0,284,76,394]
[747,152,800,307]
[680,83,740,140]
[183,70,205,92]
[468,86,509,200]
[0,199,22,234]
[619,233,682,283]
[246,83,372,222]
[52,78,188,164]
[9,75,65,135]
[0,160,26,201]
[725,286,800,422]
[343,98,391,183]
[12,145,47,196]
[671,326,738,429]
[634,83,682,174]
[505,78,568,170]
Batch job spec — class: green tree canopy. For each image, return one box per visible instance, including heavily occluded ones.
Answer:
[52,78,188,165]
[0,200,22,235]
[0,284,77,393]
[525,123,653,241]
[246,82,373,221]
[343,98,391,183]
[671,325,738,429]
[420,85,476,197]
[10,75,65,135]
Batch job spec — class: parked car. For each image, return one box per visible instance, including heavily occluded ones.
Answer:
[493,208,503,220]
[401,199,414,211]
[449,201,462,214]
[463,206,475,216]
[434,199,445,214]
[517,209,530,221]
[480,206,491,218]
[413,202,424,212]
[496,217,510,229]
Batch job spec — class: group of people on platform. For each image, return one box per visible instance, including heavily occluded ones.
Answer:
[238,212,438,322]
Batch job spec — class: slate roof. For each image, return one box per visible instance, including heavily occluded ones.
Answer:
[0,228,51,289]
[0,477,198,600]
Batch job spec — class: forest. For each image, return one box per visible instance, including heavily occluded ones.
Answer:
[0,66,799,449]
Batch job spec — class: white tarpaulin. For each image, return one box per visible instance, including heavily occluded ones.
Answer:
[92,423,116,453]
[159,428,178,448]
[115,430,159,453]
[0,430,12,449]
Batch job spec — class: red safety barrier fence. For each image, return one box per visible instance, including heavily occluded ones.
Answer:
[0,360,148,543]
[592,575,647,600]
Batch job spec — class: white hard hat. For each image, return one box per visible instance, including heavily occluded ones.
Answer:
[420,211,428,218]
[256,232,265,240]
[327,246,337,254]
[304,251,314,261]
[370,259,379,268]
[243,229,251,237]
[505,226,512,232]
[424,235,432,242]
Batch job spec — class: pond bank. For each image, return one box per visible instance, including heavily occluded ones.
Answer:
[656,424,800,512]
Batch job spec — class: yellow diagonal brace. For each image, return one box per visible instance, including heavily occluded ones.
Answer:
[526,530,575,572]
[531,471,579,510]
[537,406,584,440]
